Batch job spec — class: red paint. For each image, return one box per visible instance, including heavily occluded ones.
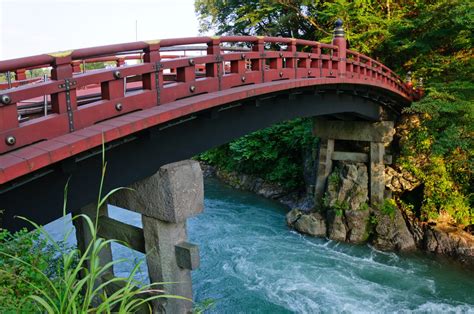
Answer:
[0,36,423,185]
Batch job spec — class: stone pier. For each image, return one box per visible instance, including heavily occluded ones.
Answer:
[313,118,395,207]
[74,160,203,313]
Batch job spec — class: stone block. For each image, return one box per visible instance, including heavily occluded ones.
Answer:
[313,119,395,143]
[110,160,204,222]
[175,242,200,270]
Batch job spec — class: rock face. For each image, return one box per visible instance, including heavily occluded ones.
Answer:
[326,210,347,241]
[345,209,371,243]
[423,223,474,265]
[287,162,371,243]
[325,162,370,243]
[371,206,416,251]
[214,169,287,199]
[326,162,369,210]
[385,166,420,192]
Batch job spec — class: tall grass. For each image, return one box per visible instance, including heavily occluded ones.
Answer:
[0,143,188,313]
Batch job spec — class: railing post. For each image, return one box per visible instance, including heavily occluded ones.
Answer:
[332,19,347,78]
[50,52,77,132]
[286,38,297,79]
[252,37,265,83]
[143,40,162,105]
[0,98,19,133]
[206,37,222,90]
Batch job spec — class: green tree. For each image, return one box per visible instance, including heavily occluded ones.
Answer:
[195,0,473,224]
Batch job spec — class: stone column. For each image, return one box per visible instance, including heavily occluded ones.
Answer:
[369,142,385,206]
[72,203,114,278]
[314,138,335,207]
[109,160,203,314]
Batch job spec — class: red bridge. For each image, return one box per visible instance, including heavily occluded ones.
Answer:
[0,22,422,230]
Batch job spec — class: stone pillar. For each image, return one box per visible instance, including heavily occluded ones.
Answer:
[73,203,114,278]
[314,138,335,207]
[109,160,203,314]
[313,118,395,209]
[370,142,385,206]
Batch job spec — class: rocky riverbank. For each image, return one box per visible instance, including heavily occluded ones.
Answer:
[201,162,474,268]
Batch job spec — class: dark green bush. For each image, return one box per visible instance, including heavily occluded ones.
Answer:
[198,118,318,190]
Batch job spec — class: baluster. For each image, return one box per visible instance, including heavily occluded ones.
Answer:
[116,57,125,67]
[15,69,27,81]
[311,44,321,77]
[72,61,81,73]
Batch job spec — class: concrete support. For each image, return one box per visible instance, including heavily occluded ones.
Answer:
[314,138,334,206]
[109,159,203,313]
[369,142,385,206]
[73,203,114,278]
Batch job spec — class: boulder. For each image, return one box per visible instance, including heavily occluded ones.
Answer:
[371,206,416,251]
[294,212,327,237]
[286,208,303,226]
[286,209,327,237]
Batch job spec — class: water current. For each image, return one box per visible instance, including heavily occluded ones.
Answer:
[46,178,474,313]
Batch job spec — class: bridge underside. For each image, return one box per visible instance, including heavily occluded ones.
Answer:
[0,83,403,231]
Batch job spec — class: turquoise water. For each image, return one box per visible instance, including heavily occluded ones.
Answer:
[46,178,474,313]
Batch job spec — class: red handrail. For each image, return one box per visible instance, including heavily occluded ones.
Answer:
[0,36,423,155]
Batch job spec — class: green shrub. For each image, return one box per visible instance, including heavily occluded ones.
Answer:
[380,199,397,219]
[400,81,473,225]
[198,118,318,190]
[0,228,63,312]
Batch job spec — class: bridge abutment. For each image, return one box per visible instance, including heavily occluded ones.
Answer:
[74,160,203,313]
[313,118,395,208]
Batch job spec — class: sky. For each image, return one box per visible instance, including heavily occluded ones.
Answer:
[0,0,200,60]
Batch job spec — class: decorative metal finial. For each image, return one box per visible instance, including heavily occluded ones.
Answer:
[334,18,345,38]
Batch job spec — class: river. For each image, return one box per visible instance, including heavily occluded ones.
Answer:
[47,178,474,313]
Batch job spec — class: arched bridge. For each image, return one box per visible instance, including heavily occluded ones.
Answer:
[0,24,422,231]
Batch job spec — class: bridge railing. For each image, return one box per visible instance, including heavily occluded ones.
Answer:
[0,36,421,155]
